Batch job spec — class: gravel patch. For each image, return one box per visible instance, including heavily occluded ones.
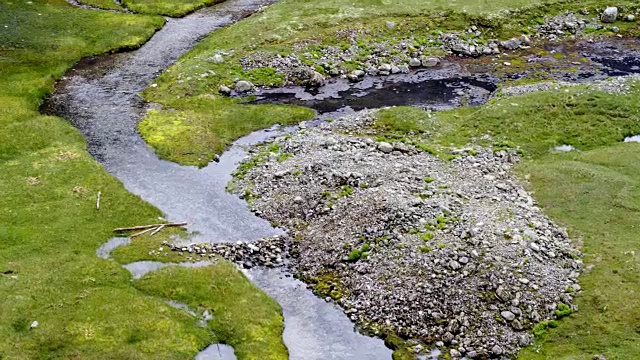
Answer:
[226,110,583,358]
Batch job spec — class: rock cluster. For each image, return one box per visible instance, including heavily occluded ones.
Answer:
[164,236,287,268]
[229,110,583,358]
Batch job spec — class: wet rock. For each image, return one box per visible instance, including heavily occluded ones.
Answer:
[307,71,326,87]
[218,85,231,95]
[378,63,392,73]
[601,7,617,23]
[235,80,254,93]
[409,58,421,67]
[421,56,439,67]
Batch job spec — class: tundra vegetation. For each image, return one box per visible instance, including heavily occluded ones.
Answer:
[2,0,640,359]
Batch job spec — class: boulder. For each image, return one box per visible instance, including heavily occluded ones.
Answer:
[218,85,231,95]
[235,80,254,93]
[601,7,617,23]
[421,56,440,67]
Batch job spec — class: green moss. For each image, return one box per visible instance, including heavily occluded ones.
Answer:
[555,303,573,319]
[138,102,314,167]
[122,0,225,17]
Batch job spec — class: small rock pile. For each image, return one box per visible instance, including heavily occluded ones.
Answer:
[230,110,583,358]
[164,236,288,268]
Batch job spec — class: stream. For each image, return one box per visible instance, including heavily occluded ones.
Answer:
[44,1,640,359]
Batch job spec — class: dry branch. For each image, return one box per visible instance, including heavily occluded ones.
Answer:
[113,222,187,232]
[150,225,165,237]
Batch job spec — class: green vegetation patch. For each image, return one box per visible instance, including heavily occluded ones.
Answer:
[138,100,314,167]
[134,263,288,359]
[432,84,640,158]
[122,0,225,17]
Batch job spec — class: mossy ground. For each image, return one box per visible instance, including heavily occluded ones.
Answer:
[122,0,225,17]
[372,80,640,358]
[1,1,287,358]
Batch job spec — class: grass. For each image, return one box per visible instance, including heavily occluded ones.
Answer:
[0,0,287,358]
[122,0,225,17]
[134,263,288,360]
[367,82,640,358]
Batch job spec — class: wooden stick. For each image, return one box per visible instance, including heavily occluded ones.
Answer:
[149,225,165,237]
[96,191,101,210]
[113,222,187,232]
[130,227,156,238]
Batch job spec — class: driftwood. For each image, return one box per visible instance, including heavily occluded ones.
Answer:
[149,225,165,237]
[113,222,187,232]
[130,227,156,238]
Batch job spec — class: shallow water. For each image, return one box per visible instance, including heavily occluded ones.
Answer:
[247,268,392,360]
[251,71,497,113]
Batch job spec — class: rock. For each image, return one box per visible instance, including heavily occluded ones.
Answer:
[421,56,439,67]
[218,85,231,95]
[491,345,503,356]
[626,14,635,22]
[347,73,360,82]
[210,54,224,63]
[443,331,455,343]
[450,349,461,358]
[501,310,516,321]
[30,321,39,329]
[501,38,522,50]
[530,242,540,252]
[518,334,530,347]
[398,65,410,73]
[390,65,401,74]
[601,7,617,23]
[377,142,393,153]
[612,26,620,33]
[448,260,461,270]
[307,71,325,87]
[294,196,304,203]
[593,355,607,360]
[235,80,254,93]
[409,58,422,67]
[378,63,391,72]
[386,21,395,28]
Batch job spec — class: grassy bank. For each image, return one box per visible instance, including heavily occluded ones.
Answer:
[0,1,287,358]
[372,80,640,358]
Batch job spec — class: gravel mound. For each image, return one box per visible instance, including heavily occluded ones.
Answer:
[230,110,583,358]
